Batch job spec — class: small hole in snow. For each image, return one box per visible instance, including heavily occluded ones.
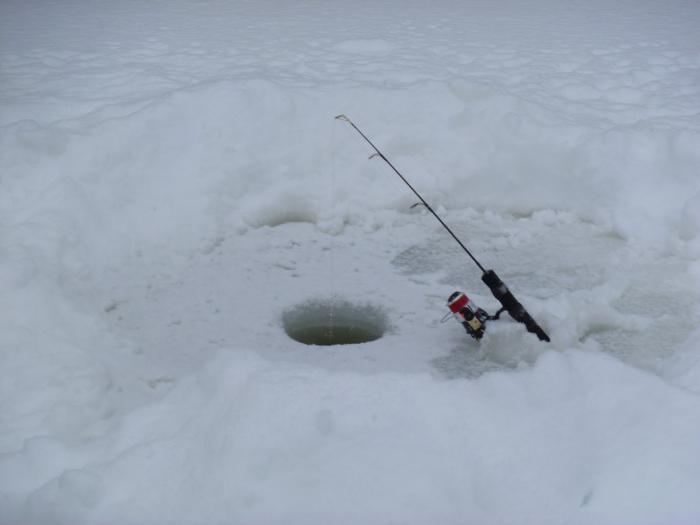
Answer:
[253,209,317,228]
[283,298,386,346]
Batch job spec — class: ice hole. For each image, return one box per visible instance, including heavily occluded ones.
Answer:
[283,298,387,346]
[252,209,317,228]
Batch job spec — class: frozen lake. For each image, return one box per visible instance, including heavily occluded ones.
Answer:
[1,1,700,523]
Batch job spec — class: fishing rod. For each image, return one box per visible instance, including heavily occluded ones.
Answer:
[335,114,550,343]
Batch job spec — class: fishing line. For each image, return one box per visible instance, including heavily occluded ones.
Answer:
[329,118,337,341]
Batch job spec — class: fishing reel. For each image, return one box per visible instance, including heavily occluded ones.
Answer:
[444,291,503,341]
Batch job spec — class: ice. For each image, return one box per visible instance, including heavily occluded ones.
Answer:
[332,39,396,55]
[1,0,700,523]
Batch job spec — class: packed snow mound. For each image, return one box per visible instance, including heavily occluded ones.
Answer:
[3,350,700,524]
[3,79,699,254]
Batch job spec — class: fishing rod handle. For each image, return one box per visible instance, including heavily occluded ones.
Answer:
[481,270,550,342]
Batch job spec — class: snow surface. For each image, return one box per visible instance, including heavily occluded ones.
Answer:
[1,0,700,523]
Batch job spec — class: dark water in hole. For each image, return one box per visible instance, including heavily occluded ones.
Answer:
[288,325,382,346]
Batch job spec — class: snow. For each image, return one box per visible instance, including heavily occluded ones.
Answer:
[1,0,700,523]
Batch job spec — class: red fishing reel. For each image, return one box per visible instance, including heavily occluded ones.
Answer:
[446,291,492,340]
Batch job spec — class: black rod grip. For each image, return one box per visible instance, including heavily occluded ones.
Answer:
[481,270,550,342]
